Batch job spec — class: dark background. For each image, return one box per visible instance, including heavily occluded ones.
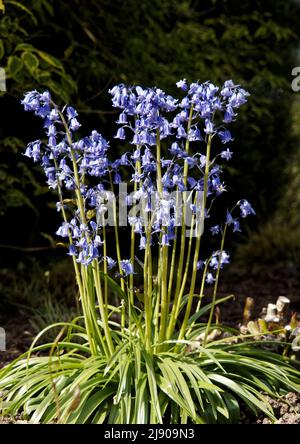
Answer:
[1,0,300,322]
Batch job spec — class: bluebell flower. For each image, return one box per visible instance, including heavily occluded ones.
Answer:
[223,105,236,123]
[226,211,242,232]
[48,136,57,148]
[233,220,241,232]
[161,159,172,168]
[197,260,205,270]
[221,149,233,161]
[131,148,141,162]
[220,80,235,98]
[21,92,40,112]
[56,222,69,237]
[162,172,172,189]
[132,133,141,145]
[45,167,57,188]
[113,173,122,184]
[106,256,116,270]
[139,236,147,250]
[47,124,56,137]
[204,119,214,134]
[180,97,190,108]
[117,112,128,124]
[210,251,230,270]
[190,203,197,214]
[169,142,184,157]
[176,79,188,91]
[88,244,99,261]
[161,233,170,246]
[186,157,198,168]
[211,176,226,194]
[226,211,234,225]
[172,114,182,128]
[167,219,176,240]
[206,273,215,284]
[69,117,81,131]
[31,141,42,162]
[129,216,143,234]
[239,199,255,218]
[90,220,97,231]
[66,106,78,120]
[229,89,249,108]
[49,109,59,121]
[59,158,72,175]
[218,129,233,144]
[120,259,134,276]
[68,244,77,256]
[94,235,103,247]
[177,125,187,138]
[41,154,50,167]
[21,90,51,115]
[199,155,206,168]
[172,173,184,191]
[210,225,220,235]
[115,127,126,139]
[78,236,88,248]
[76,251,85,264]
[220,251,230,266]
[187,177,197,188]
[24,143,33,158]
[188,128,203,142]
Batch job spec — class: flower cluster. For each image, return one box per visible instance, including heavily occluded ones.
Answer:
[22,90,113,266]
[197,250,230,284]
[21,79,254,283]
[109,79,251,260]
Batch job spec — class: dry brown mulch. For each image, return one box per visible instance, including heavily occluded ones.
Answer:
[213,262,300,326]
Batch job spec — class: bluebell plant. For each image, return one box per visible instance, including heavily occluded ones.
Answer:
[0,80,298,424]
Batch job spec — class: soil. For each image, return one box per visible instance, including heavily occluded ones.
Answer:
[213,262,300,326]
[0,308,33,369]
[256,393,300,424]
[0,262,300,424]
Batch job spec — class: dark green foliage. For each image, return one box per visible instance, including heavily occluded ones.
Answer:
[0,1,76,99]
[0,0,299,251]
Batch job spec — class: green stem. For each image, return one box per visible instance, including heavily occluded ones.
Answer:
[167,189,180,301]
[171,106,194,319]
[178,134,212,341]
[94,261,114,355]
[143,225,152,351]
[203,224,227,345]
[186,258,211,338]
[155,129,169,350]
[129,158,141,303]
[81,265,105,355]
[102,214,108,309]
[109,174,125,292]
[156,130,163,194]
[58,109,114,356]
[157,245,169,350]
[167,197,196,340]
[52,155,100,355]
